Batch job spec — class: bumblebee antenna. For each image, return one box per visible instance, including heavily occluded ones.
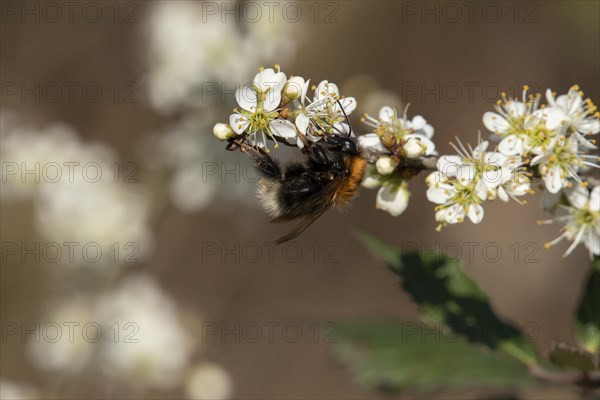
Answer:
[336,99,353,138]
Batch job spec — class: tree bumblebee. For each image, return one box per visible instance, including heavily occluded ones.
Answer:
[228,128,367,244]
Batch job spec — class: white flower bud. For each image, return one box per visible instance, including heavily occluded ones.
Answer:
[283,76,305,100]
[213,123,234,141]
[402,137,427,158]
[375,156,398,175]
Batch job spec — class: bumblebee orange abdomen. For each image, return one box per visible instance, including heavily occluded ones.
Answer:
[332,156,367,206]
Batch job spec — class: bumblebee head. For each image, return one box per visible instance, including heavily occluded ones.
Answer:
[322,134,359,155]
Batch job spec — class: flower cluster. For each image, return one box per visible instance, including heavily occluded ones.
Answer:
[482,85,599,256]
[358,106,437,215]
[483,85,599,193]
[214,72,599,258]
[426,139,531,230]
[214,65,356,150]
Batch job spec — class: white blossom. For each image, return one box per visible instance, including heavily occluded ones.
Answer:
[295,80,357,146]
[539,185,600,257]
[230,66,298,149]
[426,139,530,229]
[483,87,541,156]
[546,85,599,147]
[361,166,410,217]
[530,135,599,193]
[359,106,436,171]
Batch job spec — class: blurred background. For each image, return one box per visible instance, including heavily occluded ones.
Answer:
[1,1,598,399]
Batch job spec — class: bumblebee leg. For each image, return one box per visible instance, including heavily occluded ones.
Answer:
[238,143,282,178]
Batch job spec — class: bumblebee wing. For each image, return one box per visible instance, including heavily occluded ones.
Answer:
[275,205,331,244]
[269,169,339,220]
[271,172,339,244]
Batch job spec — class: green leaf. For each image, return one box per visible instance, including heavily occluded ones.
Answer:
[332,319,535,394]
[575,257,600,354]
[358,231,537,365]
[548,341,597,372]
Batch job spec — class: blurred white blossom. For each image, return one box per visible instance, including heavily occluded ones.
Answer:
[185,362,233,400]
[142,121,220,212]
[0,124,113,202]
[35,171,153,265]
[27,296,99,373]
[0,378,38,400]
[1,120,153,265]
[98,274,194,389]
[145,1,300,114]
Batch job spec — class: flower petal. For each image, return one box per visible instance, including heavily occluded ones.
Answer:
[575,118,600,136]
[376,183,410,217]
[254,68,286,93]
[589,186,599,212]
[405,134,436,156]
[498,135,524,156]
[338,97,357,115]
[362,166,383,189]
[436,155,462,178]
[235,85,257,112]
[445,204,465,224]
[584,229,600,256]
[378,106,395,122]
[565,185,589,209]
[358,134,389,162]
[544,165,564,193]
[263,90,282,112]
[295,113,310,134]
[269,119,297,144]
[497,186,509,202]
[467,204,484,224]
[411,115,427,130]
[504,101,527,118]
[483,112,510,133]
[229,113,250,134]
